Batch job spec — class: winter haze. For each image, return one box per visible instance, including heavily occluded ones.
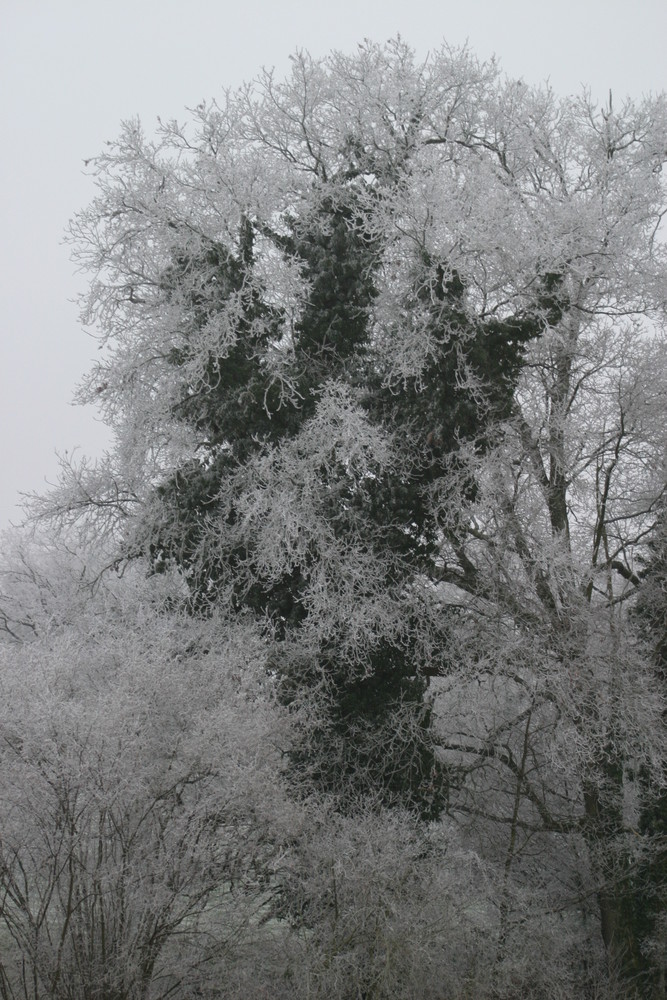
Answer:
[0,0,665,527]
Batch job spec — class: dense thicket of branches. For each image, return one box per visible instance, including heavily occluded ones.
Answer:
[2,39,667,999]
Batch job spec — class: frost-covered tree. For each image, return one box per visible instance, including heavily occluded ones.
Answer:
[32,38,667,993]
[0,601,285,1000]
[0,522,183,643]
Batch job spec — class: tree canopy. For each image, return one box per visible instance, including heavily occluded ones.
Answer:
[10,38,667,998]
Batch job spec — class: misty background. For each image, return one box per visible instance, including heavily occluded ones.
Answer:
[1,0,665,529]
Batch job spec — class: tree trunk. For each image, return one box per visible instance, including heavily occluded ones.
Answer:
[582,775,649,995]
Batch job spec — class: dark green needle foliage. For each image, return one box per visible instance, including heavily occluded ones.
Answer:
[365,258,555,561]
[136,173,551,821]
[160,221,287,457]
[280,641,449,821]
[289,192,378,386]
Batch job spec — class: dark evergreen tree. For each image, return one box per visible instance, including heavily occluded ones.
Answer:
[133,181,454,817]
[137,183,555,820]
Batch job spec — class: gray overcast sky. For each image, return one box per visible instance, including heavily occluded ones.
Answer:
[1,0,666,529]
